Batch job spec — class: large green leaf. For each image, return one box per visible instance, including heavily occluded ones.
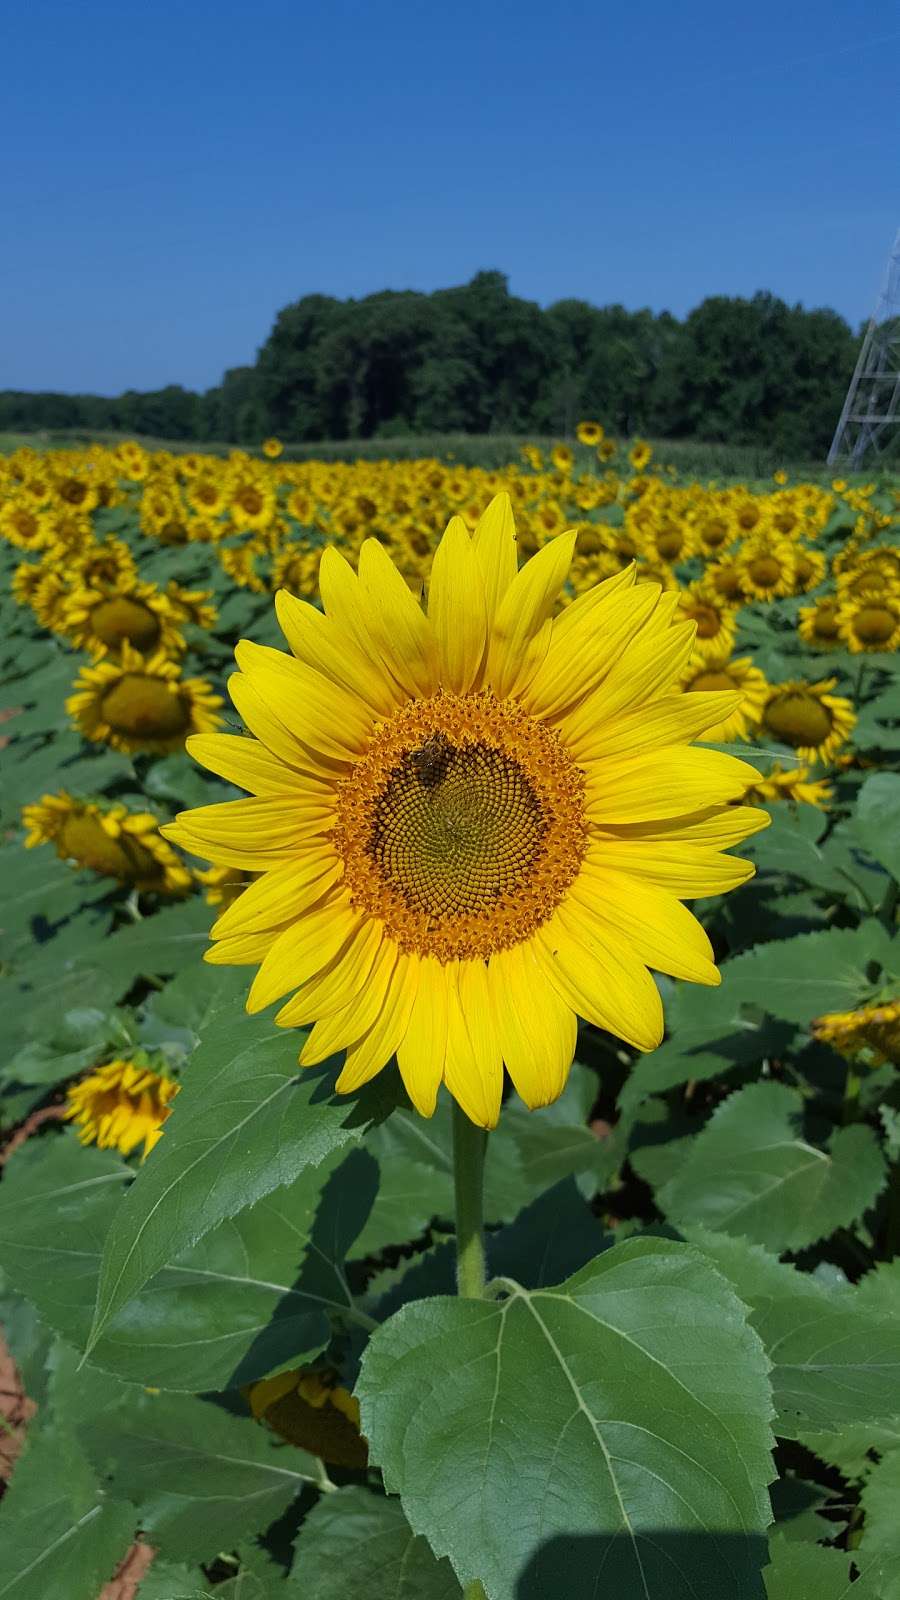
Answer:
[0,1423,134,1600]
[79,1388,318,1562]
[764,1534,882,1600]
[289,1488,462,1597]
[658,1082,887,1250]
[854,771,900,882]
[859,1448,900,1598]
[685,1228,900,1435]
[719,923,895,1027]
[85,975,395,1356]
[0,1137,377,1391]
[358,1237,774,1600]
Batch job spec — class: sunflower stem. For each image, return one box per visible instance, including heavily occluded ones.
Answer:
[463,1583,488,1599]
[452,1101,487,1299]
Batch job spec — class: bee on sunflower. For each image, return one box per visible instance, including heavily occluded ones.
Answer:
[163,495,766,1129]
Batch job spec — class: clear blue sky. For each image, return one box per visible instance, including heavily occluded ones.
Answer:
[4,0,897,395]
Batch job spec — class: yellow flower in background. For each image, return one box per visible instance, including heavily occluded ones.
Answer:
[798,596,842,650]
[628,439,652,471]
[744,762,833,809]
[812,999,900,1067]
[550,443,574,474]
[67,643,223,754]
[681,655,769,744]
[576,420,604,446]
[773,469,788,485]
[65,1059,180,1159]
[0,499,55,552]
[61,580,186,659]
[791,546,827,594]
[22,792,193,895]
[760,678,855,764]
[836,595,900,653]
[164,495,764,1129]
[737,536,796,601]
[676,582,737,662]
[262,437,284,459]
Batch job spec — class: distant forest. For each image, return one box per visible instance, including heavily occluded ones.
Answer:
[0,272,859,454]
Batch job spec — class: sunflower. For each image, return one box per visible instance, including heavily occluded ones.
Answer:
[68,537,138,591]
[759,678,856,764]
[798,596,842,650]
[836,595,900,653]
[187,474,227,519]
[219,544,267,593]
[11,560,46,609]
[165,581,219,631]
[550,444,574,474]
[22,792,193,894]
[195,864,253,907]
[67,643,223,755]
[61,580,186,659]
[0,499,54,552]
[597,438,618,462]
[676,582,737,662]
[576,421,604,447]
[262,437,284,459]
[812,999,900,1068]
[228,475,277,533]
[271,545,319,598]
[64,1058,179,1160]
[792,546,827,594]
[163,496,764,1128]
[737,537,796,601]
[629,439,652,471]
[706,557,747,603]
[744,764,833,809]
[681,656,769,744]
[248,1368,366,1467]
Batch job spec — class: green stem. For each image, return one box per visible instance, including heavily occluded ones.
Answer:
[452,1100,487,1299]
[843,1062,862,1125]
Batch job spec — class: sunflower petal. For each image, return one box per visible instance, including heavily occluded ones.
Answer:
[488,943,576,1108]
[472,492,518,627]
[428,516,487,693]
[535,906,664,1052]
[246,893,362,1012]
[357,538,440,699]
[395,955,448,1117]
[335,951,419,1092]
[300,941,399,1065]
[442,961,503,1129]
[187,732,329,797]
[486,531,577,699]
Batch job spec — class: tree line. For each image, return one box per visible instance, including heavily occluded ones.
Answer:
[0,271,860,455]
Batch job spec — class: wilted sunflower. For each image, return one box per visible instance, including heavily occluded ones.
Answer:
[163,496,764,1128]
[248,1368,365,1466]
[22,792,193,894]
[67,643,222,754]
[65,1058,179,1159]
[759,678,855,764]
[836,595,900,653]
[681,655,768,743]
[812,999,900,1067]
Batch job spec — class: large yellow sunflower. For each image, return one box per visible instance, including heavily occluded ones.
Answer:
[759,678,856,764]
[163,497,765,1129]
[67,644,223,754]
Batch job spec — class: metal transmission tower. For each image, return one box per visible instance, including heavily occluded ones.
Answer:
[828,228,900,467]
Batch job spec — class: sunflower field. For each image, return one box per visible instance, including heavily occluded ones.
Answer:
[1,430,899,1600]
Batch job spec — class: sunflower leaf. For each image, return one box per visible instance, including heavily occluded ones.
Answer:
[658,1082,888,1250]
[853,771,900,883]
[357,1236,774,1600]
[289,1487,462,1598]
[764,1533,883,1600]
[84,977,397,1358]
[858,1447,900,1596]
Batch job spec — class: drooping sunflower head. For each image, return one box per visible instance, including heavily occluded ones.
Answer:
[743,762,833,810]
[681,654,769,744]
[248,1367,366,1466]
[759,677,856,764]
[64,1057,180,1160]
[67,643,223,754]
[22,791,193,895]
[164,496,766,1128]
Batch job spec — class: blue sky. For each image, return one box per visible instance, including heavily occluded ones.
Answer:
[4,0,897,394]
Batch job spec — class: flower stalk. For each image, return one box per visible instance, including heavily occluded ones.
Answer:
[452,1100,488,1299]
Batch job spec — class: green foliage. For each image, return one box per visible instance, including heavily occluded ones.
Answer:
[291,1488,462,1598]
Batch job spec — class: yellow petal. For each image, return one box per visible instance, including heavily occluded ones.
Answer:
[274,919,385,1026]
[559,623,696,751]
[162,796,332,870]
[211,851,341,938]
[187,733,329,797]
[471,493,518,627]
[229,673,340,780]
[300,940,399,1065]
[427,515,487,693]
[549,562,637,643]
[203,926,283,965]
[442,961,503,1130]
[246,892,362,1012]
[395,954,449,1118]
[357,538,440,699]
[486,531,577,700]
[524,578,660,719]
[571,862,719,985]
[577,692,744,766]
[335,951,419,1093]
[235,640,374,761]
[274,589,401,716]
[488,943,576,1108]
[585,746,761,823]
[535,906,664,1052]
